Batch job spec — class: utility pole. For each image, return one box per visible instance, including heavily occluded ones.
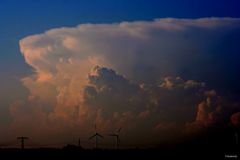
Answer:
[17,137,29,149]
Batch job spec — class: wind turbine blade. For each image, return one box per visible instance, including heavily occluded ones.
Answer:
[97,133,104,139]
[89,133,97,140]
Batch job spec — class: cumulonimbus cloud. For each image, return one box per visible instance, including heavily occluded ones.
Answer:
[5,18,240,146]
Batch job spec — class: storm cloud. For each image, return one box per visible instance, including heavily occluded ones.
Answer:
[5,18,240,146]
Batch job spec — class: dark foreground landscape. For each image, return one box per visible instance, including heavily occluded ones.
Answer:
[0,130,239,160]
[0,145,238,160]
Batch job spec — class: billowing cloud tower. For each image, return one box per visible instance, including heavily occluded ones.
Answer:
[6,18,240,146]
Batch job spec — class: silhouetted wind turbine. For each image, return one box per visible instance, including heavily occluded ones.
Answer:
[89,124,104,149]
[17,137,29,149]
[109,127,122,149]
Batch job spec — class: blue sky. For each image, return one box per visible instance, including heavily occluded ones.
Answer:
[1,0,240,72]
[1,0,240,68]
[0,0,240,125]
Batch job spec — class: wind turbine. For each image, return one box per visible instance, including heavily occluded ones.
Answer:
[89,124,104,149]
[109,127,122,149]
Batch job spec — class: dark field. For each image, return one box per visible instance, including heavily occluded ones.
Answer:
[0,128,239,159]
[0,140,238,160]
